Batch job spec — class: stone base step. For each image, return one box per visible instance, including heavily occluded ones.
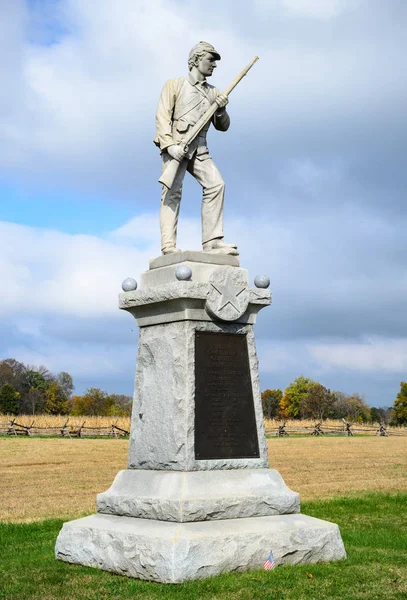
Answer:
[55,512,346,583]
[97,468,300,522]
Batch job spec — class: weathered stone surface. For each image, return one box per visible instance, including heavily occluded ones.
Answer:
[150,251,240,270]
[141,262,247,289]
[120,281,208,306]
[56,512,346,583]
[56,257,346,583]
[119,275,270,327]
[97,469,300,522]
[206,268,249,321]
[127,321,269,471]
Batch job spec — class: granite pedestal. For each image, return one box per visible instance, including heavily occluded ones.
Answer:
[55,252,346,582]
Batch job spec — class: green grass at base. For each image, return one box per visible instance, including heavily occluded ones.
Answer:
[1,493,406,600]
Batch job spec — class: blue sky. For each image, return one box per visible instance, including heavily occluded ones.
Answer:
[1,0,406,407]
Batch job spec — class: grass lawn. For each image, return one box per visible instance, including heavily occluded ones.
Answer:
[1,492,406,600]
[1,436,406,597]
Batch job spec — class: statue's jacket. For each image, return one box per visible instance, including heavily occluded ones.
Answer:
[154,72,230,161]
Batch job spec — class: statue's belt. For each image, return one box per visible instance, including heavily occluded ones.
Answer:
[173,119,210,135]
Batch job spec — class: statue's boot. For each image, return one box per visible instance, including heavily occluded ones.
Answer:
[202,238,239,256]
[162,247,182,255]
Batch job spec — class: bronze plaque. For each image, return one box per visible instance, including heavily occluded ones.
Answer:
[194,331,260,460]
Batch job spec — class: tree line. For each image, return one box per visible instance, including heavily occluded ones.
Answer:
[1,358,406,425]
[261,375,407,426]
[0,359,132,417]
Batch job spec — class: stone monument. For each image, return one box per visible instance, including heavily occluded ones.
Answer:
[55,42,345,583]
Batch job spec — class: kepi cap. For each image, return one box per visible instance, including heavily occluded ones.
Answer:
[189,41,221,61]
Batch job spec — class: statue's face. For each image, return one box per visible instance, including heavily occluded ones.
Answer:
[197,52,217,78]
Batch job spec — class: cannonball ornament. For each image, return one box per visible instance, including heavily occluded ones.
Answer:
[254,275,270,289]
[175,265,192,281]
[121,277,137,292]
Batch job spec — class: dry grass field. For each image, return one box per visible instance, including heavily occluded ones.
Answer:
[269,436,407,499]
[1,436,406,523]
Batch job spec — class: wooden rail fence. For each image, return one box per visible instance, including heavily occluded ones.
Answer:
[265,420,406,437]
[0,419,405,439]
[0,418,129,438]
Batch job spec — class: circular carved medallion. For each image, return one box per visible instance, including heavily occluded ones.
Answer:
[205,268,249,322]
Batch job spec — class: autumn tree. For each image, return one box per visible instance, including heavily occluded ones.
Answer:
[0,358,136,417]
[23,369,50,392]
[348,393,370,423]
[0,384,20,415]
[109,394,133,417]
[0,359,76,415]
[70,389,132,417]
[0,359,27,400]
[280,376,316,419]
[261,389,283,420]
[25,388,45,415]
[19,369,50,414]
[69,395,87,415]
[332,392,370,423]
[369,407,380,424]
[57,372,74,398]
[42,373,74,415]
[70,388,113,416]
[0,361,15,386]
[369,406,391,424]
[70,390,101,416]
[392,382,407,425]
[375,406,393,423]
[0,359,25,414]
[44,381,70,415]
[299,383,335,421]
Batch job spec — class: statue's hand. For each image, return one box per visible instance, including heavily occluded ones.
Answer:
[167,144,186,162]
[215,93,229,109]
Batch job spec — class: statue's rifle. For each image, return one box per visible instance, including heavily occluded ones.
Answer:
[158,56,259,189]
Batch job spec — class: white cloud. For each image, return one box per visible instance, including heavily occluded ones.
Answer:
[257,339,305,373]
[309,337,407,373]
[278,158,346,193]
[1,0,404,199]
[0,213,267,321]
[0,220,154,318]
[2,198,406,323]
[1,208,406,396]
[14,318,42,337]
[255,0,363,20]
[281,0,345,20]
[255,335,407,383]
[0,0,252,184]
[112,214,202,253]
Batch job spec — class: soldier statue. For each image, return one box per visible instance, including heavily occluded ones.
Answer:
[154,42,239,257]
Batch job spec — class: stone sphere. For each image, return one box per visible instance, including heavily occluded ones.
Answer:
[254,275,270,289]
[175,265,192,281]
[121,277,138,292]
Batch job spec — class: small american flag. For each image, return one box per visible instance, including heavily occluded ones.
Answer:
[263,552,276,570]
